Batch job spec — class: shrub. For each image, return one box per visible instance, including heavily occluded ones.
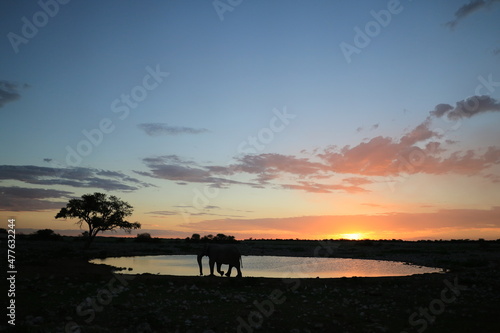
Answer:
[30,229,63,241]
[135,233,160,243]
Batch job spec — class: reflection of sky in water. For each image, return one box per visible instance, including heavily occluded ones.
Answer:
[90,255,443,278]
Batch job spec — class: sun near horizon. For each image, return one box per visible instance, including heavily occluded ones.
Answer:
[339,233,363,240]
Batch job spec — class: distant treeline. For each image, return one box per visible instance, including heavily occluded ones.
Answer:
[185,233,237,243]
[1,229,498,243]
[0,228,65,241]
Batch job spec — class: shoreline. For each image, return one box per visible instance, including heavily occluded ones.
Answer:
[11,237,500,332]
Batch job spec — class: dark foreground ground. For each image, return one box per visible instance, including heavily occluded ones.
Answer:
[3,237,500,332]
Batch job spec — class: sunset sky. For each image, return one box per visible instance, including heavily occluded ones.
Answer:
[1,0,500,240]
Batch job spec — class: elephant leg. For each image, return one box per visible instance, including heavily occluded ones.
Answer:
[236,263,242,277]
[225,265,233,277]
[209,259,216,276]
[216,262,224,276]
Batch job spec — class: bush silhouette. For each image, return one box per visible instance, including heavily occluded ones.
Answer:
[30,229,63,241]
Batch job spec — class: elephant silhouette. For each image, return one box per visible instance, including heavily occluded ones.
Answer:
[197,244,243,277]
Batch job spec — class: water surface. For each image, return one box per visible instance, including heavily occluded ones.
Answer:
[91,255,443,278]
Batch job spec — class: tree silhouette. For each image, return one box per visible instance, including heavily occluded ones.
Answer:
[30,229,62,241]
[55,192,140,248]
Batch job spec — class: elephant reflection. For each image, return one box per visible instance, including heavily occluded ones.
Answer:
[197,244,242,277]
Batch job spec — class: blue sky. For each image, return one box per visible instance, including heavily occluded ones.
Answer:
[1,0,500,240]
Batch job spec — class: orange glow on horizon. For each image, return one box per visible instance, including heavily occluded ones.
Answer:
[338,233,363,240]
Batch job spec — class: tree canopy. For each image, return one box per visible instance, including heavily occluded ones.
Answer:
[55,192,140,248]
[186,233,237,243]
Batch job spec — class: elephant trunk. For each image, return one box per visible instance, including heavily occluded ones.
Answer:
[197,254,203,276]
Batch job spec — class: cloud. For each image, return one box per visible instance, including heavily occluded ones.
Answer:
[356,123,379,133]
[318,134,500,177]
[430,95,500,120]
[0,165,155,192]
[318,136,409,176]
[138,154,364,194]
[151,205,245,218]
[361,203,384,207]
[138,127,499,192]
[446,0,500,29]
[136,94,500,192]
[0,80,28,108]
[419,146,500,175]
[231,153,325,182]
[147,210,178,216]
[138,123,209,136]
[281,181,369,194]
[0,186,73,211]
[179,207,500,239]
[400,119,441,146]
[317,96,500,177]
[137,155,257,188]
[343,177,373,186]
[485,173,500,183]
[429,103,454,118]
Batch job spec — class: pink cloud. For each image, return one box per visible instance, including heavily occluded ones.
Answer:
[281,181,369,194]
[138,96,500,193]
[179,207,500,239]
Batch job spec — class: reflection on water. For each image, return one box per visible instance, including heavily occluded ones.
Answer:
[90,255,443,278]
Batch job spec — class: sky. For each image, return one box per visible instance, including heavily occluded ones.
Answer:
[1,0,500,240]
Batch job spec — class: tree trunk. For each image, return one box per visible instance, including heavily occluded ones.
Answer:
[83,226,97,250]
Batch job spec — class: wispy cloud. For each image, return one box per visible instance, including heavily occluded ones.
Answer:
[135,155,256,188]
[0,80,28,108]
[0,165,155,192]
[179,207,500,239]
[138,123,209,136]
[147,210,178,216]
[429,95,500,120]
[137,95,500,193]
[281,181,369,194]
[0,186,73,211]
[148,205,245,218]
[446,0,500,29]
[137,153,369,194]
[356,123,379,133]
